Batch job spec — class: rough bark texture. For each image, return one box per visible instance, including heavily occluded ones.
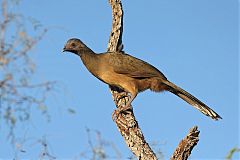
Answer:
[171,126,200,160]
[107,1,199,160]
[110,87,158,160]
[107,0,124,52]
[107,0,157,159]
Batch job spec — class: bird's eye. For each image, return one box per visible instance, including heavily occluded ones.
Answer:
[71,43,76,48]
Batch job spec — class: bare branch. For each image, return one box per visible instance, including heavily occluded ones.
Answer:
[107,0,124,52]
[171,126,200,160]
[0,0,55,144]
[77,128,123,160]
[0,0,8,51]
[107,1,200,160]
[111,89,157,160]
[38,137,56,160]
[107,1,158,159]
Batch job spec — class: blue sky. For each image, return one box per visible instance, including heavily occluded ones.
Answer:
[0,0,238,159]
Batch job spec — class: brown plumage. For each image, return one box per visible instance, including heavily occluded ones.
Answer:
[63,38,222,120]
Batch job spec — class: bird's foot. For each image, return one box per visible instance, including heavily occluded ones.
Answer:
[112,92,128,103]
[112,103,132,121]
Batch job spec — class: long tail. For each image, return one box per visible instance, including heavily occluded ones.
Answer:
[163,80,222,120]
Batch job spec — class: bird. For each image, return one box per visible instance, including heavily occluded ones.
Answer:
[62,38,222,120]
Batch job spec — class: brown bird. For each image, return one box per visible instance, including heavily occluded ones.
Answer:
[63,38,222,120]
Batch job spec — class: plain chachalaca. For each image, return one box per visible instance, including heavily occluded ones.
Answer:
[63,38,222,120]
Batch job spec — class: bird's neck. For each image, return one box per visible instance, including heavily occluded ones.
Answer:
[78,49,100,76]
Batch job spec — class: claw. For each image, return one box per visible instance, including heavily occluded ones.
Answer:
[112,104,132,121]
[113,92,128,103]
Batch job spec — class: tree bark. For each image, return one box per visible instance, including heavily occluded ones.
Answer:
[107,0,157,159]
[107,1,199,159]
[171,126,200,160]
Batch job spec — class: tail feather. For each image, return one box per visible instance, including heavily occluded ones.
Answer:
[163,80,222,120]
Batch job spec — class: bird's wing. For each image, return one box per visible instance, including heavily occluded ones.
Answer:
[108,52,167,79]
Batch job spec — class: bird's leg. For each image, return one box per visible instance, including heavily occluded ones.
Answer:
[112,91,128,120]
[112,91,128,103]
[121,92,136,111]
[112,92,137,121]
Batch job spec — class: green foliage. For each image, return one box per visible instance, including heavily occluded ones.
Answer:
[226,147,240,160]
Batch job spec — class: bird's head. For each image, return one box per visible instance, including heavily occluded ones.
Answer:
[62,38,89,55]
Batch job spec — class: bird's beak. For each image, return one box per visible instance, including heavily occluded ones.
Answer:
[62,47,66,53]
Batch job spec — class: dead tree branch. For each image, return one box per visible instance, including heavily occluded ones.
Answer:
[107,1,199,160]
[107,0,157,159]
[0,0,56,143]
[171,126,200,160]
[107,0,124,52]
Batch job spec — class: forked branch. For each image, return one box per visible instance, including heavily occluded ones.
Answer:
[107,0,157,159]
[107,1,199,159]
